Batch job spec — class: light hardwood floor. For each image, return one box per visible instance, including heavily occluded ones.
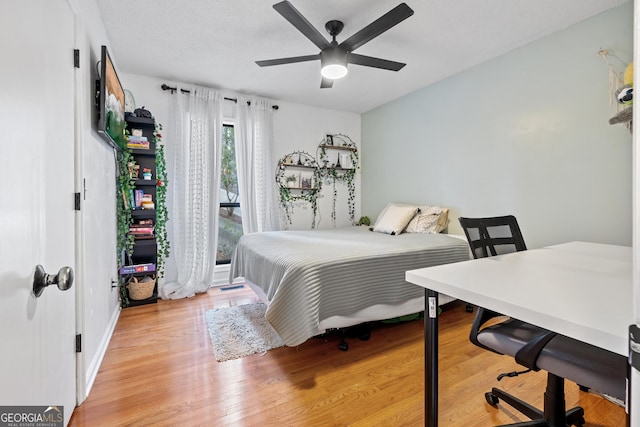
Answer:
[69,286,626,426]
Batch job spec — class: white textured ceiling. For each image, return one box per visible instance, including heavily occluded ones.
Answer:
[97,0,628,113]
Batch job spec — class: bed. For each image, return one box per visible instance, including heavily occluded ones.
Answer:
[229,225,471,346]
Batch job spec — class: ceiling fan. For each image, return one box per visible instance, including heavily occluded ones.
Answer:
[256,1,414,88]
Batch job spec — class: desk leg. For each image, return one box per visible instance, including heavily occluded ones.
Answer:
[425,289,438,427]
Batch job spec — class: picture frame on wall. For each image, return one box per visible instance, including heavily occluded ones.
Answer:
[300,173,314,189]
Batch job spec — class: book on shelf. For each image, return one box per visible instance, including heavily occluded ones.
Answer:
[119,263,156,275]
[128,143,150,149]
[129,224,154,238]
[130,230,154,236]
[134,189,145,208]
[127,135,150,150]
[130,225,154,232]
[128,135,148,142]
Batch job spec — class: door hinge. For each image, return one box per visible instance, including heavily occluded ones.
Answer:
[75,334,82,353]
[74,192,81,211]
[74,49,80,68]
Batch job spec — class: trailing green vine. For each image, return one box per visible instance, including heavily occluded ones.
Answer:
[275,151,320,228]
[116,148,135,306]
[116,120,170,306]
[317,134,359,225]
[153,123,170,279]
[276,136,359,228]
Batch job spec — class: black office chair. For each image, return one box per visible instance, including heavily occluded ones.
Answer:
[459,215,626,427]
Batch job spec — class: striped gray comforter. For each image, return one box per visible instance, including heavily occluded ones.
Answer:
[229,226,470,346]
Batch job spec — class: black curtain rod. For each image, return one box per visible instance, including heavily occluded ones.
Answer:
[160,84,279,110]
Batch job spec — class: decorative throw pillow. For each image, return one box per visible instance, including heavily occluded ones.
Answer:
[405,207,450,234]
[372,205,418,235]
[374,203,449,234]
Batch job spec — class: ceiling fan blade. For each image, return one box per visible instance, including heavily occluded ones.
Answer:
[273,1,331,50]
[256,54,320,67]
[348,53,406,71]
[320,77,333,89]
[340,3,414,52]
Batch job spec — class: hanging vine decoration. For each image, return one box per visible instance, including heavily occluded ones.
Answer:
[153,122,170,279]
[317,134,359,225]
[116,144,135,307]
[331,179,338,223]
[275,150,321,228]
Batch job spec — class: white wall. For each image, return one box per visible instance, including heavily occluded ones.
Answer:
[272,101,361,230]
[76,37,121,402]
[362,2,633,249]
[68,0,123,403]
[118,73,361,285]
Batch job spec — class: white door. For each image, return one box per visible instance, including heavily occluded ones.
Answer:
[0,0,77,424]
[633,3,640,425]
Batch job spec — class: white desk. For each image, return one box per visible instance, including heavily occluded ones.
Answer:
[405,241,632,426]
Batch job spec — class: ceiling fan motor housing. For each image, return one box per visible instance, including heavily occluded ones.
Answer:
[325,20,344,39]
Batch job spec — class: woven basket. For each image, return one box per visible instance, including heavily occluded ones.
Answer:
[127,276,155,300]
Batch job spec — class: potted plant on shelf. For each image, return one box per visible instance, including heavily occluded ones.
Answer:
[285,174,297,188]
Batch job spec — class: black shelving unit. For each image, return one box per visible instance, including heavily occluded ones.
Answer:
[121,115,158,307]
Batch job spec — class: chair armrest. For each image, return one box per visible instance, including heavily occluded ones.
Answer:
[469,307,507,354]
[515,330,557,370]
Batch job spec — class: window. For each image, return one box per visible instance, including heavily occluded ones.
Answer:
[217,124,243,264]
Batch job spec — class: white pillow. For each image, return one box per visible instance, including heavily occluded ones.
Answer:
[372,205,418,235]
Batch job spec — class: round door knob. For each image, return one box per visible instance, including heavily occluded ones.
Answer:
[32,265,74,298]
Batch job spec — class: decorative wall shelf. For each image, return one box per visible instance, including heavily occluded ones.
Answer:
[275,134,359,228]
[317,134,359,224]
[276,150,321,228]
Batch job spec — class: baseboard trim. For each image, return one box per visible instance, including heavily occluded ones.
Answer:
[83,305,120,400]
[212,264,231,286]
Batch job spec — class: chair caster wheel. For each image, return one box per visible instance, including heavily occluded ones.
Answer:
[465,303,474,313]
[485,392,499,407]
[338,341,348,351]
[570,416,585,427]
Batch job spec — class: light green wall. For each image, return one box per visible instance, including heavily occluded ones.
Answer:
[362,2,633,248]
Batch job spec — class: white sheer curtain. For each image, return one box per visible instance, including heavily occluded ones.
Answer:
[159,88,223,299]
[235,97,281,233]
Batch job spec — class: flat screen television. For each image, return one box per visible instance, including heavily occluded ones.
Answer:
[96,45,126,150]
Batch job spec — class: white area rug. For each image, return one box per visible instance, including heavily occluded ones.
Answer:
[205,303,285,362]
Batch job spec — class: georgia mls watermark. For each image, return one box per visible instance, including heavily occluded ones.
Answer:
[0,406,63,427]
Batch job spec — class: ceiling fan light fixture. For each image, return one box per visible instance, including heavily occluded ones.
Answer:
[320,48,348,80]
[321,63,348,79]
